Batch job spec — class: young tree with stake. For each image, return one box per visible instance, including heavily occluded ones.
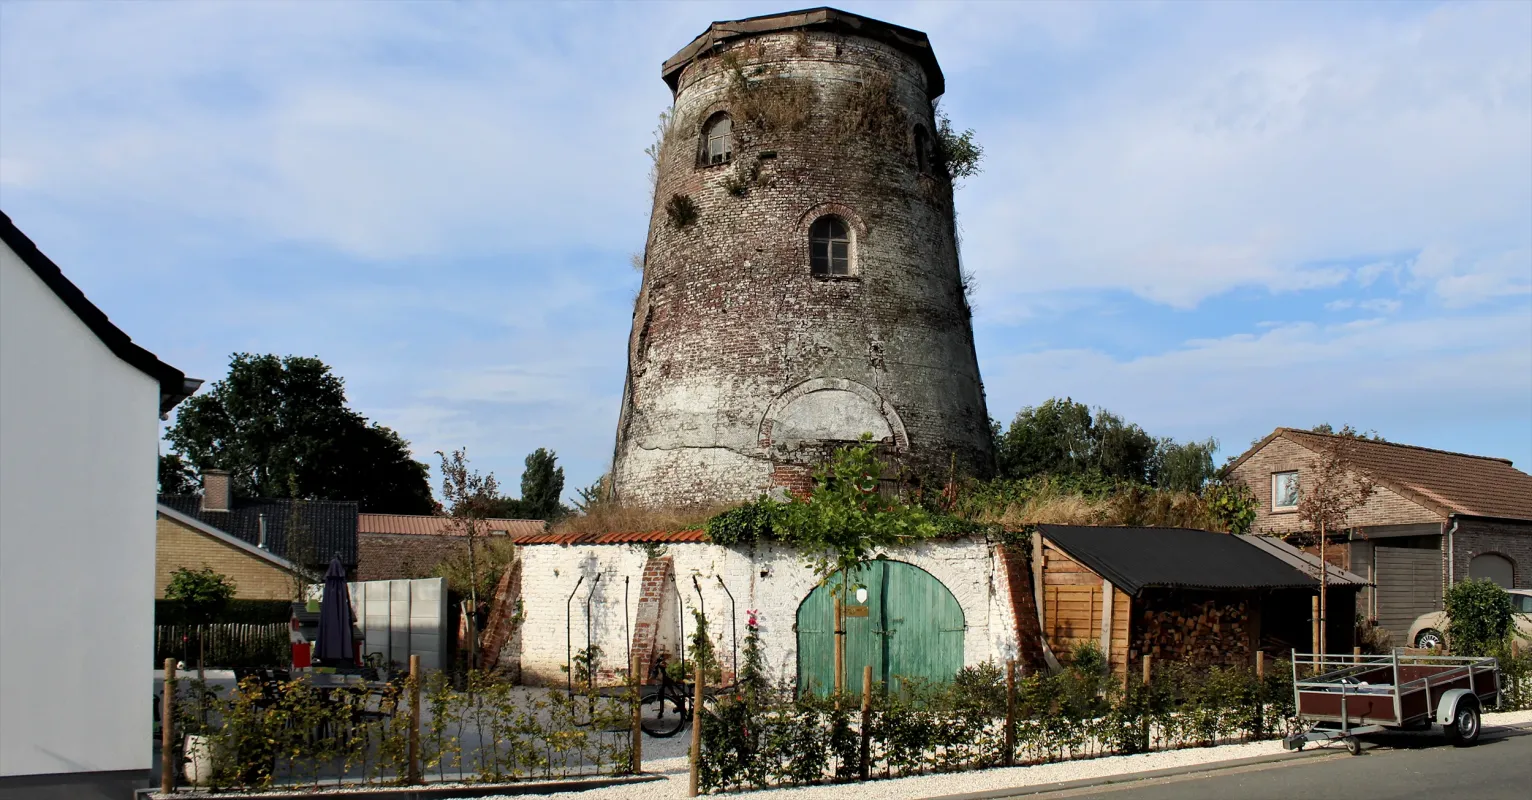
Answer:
[1297,437,1376,656]
[435,449,502,670]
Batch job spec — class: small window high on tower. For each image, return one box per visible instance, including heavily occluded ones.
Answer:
[810,216,851,276]
[703,113,733,164]
[913,124,932,173]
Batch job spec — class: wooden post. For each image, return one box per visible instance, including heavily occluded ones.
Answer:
[1311,595,1321,662]
[1142,654,1152,686]
[161,658,176,794]
[688,661,703,797]
[1353,646,1362,664]
[630,652,642,775]
[1140,654,1152,751]
[833,594,845,695]
[859,665,872,780]
[407,654,422,784]
[1256,650,1265,679]
[1004,659,1016,767]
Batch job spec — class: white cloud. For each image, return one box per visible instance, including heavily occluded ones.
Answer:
[983,309,1532,464]
[1360,298,1401,314]
[1325,299,1355,311]
[957,1,1531,310]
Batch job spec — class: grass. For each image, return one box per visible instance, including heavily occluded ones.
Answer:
[547,503,735,536]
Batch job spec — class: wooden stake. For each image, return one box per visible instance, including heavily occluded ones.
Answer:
[1353,645,1362,664]
[1256,651,1265,679]
[859,665,872,780]
[689,661,703,797]
[1311,595,1321,661]
[161,658,176,795]
[1142,654,1152,686]
[833,594,845,696]
[1004,659,1016,767]
[630,652,642,775]
[407,654,422,784]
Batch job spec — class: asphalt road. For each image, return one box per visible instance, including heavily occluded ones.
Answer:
[1010,727,1532,800]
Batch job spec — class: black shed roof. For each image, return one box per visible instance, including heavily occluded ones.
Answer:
[1038,525,1319,596]
[160,494,359,569]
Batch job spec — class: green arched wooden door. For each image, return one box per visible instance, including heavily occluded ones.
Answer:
[796,559,965,697]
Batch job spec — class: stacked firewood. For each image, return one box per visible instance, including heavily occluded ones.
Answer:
[1130,595,1251,666]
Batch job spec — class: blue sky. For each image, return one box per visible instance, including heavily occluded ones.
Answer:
[2,1,1529,501]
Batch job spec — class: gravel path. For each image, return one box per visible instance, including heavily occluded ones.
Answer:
[493,710,1532,800]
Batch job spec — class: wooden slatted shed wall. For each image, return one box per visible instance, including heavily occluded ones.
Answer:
[1039,540,1130,675]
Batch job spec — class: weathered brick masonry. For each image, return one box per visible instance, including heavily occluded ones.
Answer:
[1453,518,1532,589]
[612,12,994,507]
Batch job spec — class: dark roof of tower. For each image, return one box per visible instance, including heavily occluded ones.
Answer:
[661,7,945,98]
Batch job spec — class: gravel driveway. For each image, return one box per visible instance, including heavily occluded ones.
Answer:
[490,710,1532,800]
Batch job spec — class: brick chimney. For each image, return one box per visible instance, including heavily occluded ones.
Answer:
[201,469,231,512]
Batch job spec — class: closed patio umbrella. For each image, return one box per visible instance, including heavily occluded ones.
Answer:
[314,557,355,665]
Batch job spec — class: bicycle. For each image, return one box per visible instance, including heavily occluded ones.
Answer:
[638,655,692,738]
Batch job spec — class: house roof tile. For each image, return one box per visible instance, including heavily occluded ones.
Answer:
[159,494,359,568]
[357,513,546,538]
[1243,428,1532,522]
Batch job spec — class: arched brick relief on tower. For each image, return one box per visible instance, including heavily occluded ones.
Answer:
[757,377,909,452]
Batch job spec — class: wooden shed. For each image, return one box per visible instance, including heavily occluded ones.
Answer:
[1033,525,1366,676]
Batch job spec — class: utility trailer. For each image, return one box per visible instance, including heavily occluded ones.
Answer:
[1283,651,1500,755]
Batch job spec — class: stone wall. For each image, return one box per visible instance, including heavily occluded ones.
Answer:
[515,537,1019,687]
[611,23,993,508]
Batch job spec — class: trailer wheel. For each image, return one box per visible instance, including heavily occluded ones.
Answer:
[1344,736,1362,756]
[1444,701,1481,747]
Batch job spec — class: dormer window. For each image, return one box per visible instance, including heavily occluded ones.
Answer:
[810,216,852,276]
[703,113,733,165]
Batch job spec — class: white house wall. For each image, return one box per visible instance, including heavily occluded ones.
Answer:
[0,243,161,778]
[516,537,1019,687]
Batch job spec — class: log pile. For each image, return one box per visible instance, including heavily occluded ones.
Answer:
[1129,592,1251,667]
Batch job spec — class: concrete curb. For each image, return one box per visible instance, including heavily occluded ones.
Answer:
[924,722,1532,800]
[138,773,663,800]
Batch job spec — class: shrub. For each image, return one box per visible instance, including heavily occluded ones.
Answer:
[1445,579,1515,656]
[665,193,698,228]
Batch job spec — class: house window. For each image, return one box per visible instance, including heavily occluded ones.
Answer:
[1272,471,1299,511]
[913,124,932,173]
[810,216,852,276]
[703,113,733,165]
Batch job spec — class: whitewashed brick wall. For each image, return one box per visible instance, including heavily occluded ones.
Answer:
[516,537,1019,687]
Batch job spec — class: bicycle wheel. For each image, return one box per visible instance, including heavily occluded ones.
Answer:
[639,689,689,738]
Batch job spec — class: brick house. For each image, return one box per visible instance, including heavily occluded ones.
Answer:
[159,468,360,579]
[355,513,544,582]
[156,504,308,600]
[1228,428,1532,646]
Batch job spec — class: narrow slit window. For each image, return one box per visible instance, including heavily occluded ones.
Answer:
[810,216,851,276]
[704,114,733,165]
[913,125,931,173]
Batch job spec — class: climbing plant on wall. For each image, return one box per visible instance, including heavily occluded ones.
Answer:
[705,435,995,577]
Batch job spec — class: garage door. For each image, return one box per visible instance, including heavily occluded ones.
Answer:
[1375,545,1441,643]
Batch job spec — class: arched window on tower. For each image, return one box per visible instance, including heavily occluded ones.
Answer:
[810,216,852,276]
[913,124,932,174]
[703,113,733,165]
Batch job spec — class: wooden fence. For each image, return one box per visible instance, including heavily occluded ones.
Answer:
[155,623,287,669]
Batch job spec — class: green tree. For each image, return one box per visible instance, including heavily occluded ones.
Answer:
[165,566,237,680]
[476,448,569,521]
[1296,436,1377,654]
[1311,423,1387,442]
[434,448,503,669]
[519,448,566,520]
[158,453,198,495]
[1445,579,1516,656]
[1152,437,1219,493]
[995,398,1157,484]
[164,353,432,513]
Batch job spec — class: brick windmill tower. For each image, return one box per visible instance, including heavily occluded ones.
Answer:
[611,8,993,508]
